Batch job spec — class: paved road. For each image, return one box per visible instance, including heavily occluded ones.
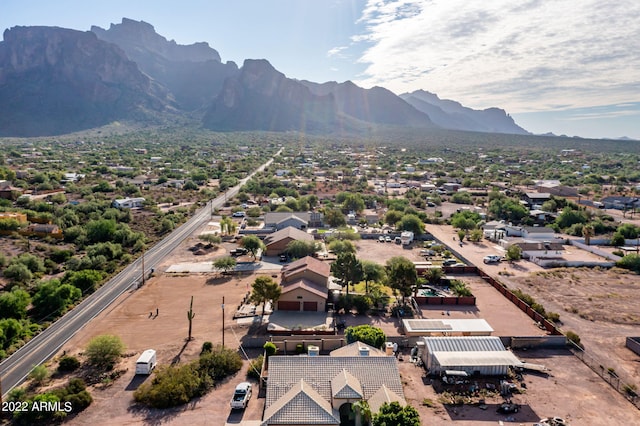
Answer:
[0,149,280,398]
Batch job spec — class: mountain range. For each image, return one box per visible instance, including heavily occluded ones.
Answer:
[0,18,529,137]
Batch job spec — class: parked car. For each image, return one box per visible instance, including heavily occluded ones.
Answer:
[230,247,248,257]
[230,382,252,409]
[232,211,246,218]
[385,236,392,242]
[378,236,385,243]
[442,259,458,266]
[279,254,288,262]
[483,255,502,264]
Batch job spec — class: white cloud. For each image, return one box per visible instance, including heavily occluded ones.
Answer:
[327,46,348,58]
[352,0,640,113]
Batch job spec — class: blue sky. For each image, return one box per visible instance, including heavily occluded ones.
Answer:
[2,0,639,140]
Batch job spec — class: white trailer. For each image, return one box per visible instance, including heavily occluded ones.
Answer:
[135,349,157,375]
[400,231,414,245]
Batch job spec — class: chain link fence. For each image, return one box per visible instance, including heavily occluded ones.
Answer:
[568,340,639,410]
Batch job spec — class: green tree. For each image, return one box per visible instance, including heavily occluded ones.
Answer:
[339,193,365,213]
[331,252,363,297]
[3,263,33,284]
[213,256,237,275]
[451,191,473,204]
[361,260,386,294]
[0,288,31,319]
[385,256,417,304]
[610,231,625,247]
[344,324,386,348]
[64,269,104,294]
[285,240,319,259]
[397,214,424,235]
[249,276,281,317]
[469,228,484,242]
[424,267,442,285]
[241,235,264,260]
[384,210,403,226]
[85,334,125,370]
[506,244,522,262]
[324,208,346,227]
[327,239,356,256]
[86,219,117,243]
[451,210,481,231]
[32,280,82,318]
[372,402,421,426]
[555,207,588,230]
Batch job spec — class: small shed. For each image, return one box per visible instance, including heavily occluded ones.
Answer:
[419,336,506,373]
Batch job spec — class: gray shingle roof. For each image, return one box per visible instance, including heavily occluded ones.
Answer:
[367,384,405,414]
[262,379,339,425]
[331,369,363,399]
[265,356,404,408]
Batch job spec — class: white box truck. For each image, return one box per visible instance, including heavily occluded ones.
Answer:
[135,349,157,375]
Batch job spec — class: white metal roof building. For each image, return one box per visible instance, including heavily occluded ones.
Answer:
[403,318,494,337]
[419,336,519,376]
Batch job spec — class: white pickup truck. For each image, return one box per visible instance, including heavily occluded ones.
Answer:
[230,382,252,409]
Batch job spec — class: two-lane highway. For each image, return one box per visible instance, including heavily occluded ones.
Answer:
[0,149,280,398]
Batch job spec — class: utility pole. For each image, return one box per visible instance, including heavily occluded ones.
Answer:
[141,249,146,287]
[222,296,225,347]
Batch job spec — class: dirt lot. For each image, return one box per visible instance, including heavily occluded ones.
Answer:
[23,223,640,425]
[504,268,640,389]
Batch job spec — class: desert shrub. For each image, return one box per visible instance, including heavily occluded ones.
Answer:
[545,312,561,323]
[263,341,277,356]
[58,355,81,373]
[85,334,125,371]
[201,341,213,354]
[29,364,50,386]
[616,254,640,273]
[450,280,473,297]
[566,331,583,349]
[198,345,243,381]
[247,354,264,380]
[134,363,209,409]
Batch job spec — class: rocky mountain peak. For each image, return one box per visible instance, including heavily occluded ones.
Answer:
[91,18,221,63]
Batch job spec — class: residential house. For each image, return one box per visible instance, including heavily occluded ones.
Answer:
[523,192,551,208]
[263,342,405,426]
[263,226,314,257]
[503,225,557,240]
[264,211,323,231]
[26,223,63,239]
[113,197,146,209]
[0,181,23,200]
[512,241,564,260]
[277,256,330,312]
